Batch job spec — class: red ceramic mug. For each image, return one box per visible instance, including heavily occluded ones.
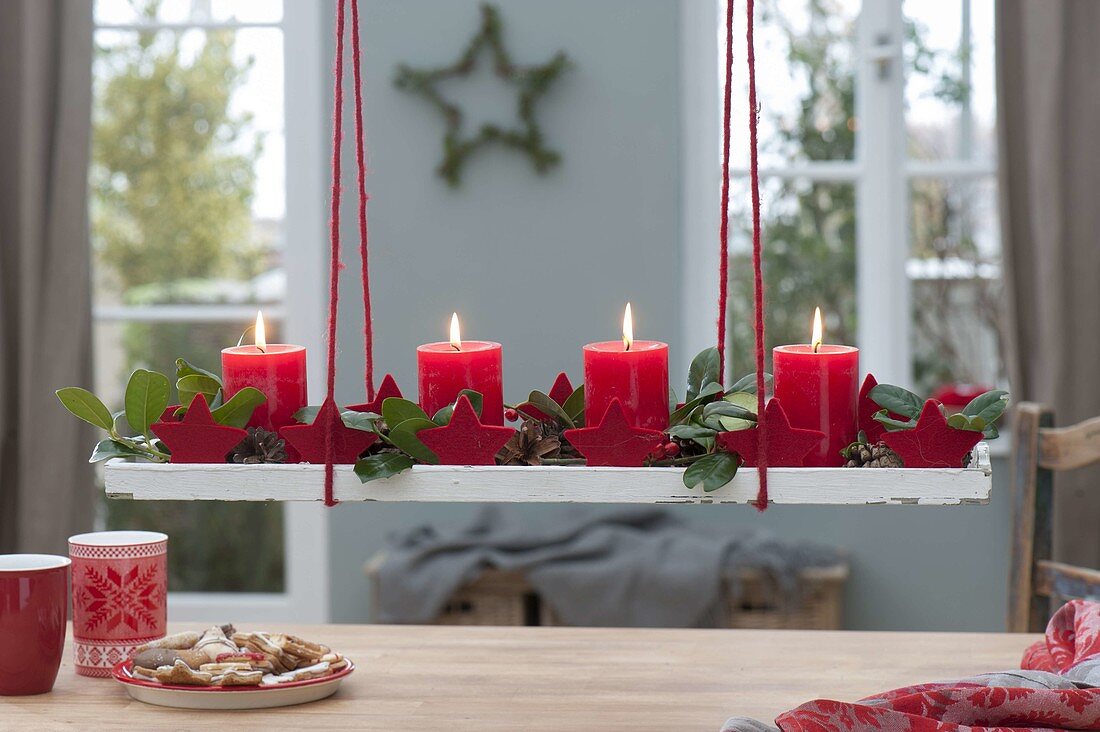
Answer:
[0,554,71,695]
[69,531,167,678]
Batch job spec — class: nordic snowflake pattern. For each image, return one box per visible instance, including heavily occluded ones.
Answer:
[74,562,164,636]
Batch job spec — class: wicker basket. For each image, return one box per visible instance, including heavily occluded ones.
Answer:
[721,564,848,630]
[365,555,541,626]
[366,554,848,629]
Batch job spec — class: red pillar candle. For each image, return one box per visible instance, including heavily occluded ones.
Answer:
[221,311,308,431]
[772,308,859,467]
[417,313,504,425]
[583,304,669,431]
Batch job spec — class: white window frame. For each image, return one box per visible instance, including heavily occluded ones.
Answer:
[680,0,996,390]
[91,0,329,623]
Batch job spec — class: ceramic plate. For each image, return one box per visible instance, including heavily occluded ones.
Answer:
[111,659,355,710]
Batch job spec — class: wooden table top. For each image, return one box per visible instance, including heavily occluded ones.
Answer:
[7,624,1033,731]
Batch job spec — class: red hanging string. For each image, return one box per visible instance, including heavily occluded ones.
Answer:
[746,0,767,510]
[717,0,734,383]
[349,0,374,401]
[323,0,348,507]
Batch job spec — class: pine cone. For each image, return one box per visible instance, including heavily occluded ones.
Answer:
[842,440,903,468]
[498,419,561,466]
[231,427,287,464]
[539,418,580,458]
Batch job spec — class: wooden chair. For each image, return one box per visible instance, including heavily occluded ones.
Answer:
[1009,402,1100,632]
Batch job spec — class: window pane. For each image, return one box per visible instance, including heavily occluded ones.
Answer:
[95,0,283,25]
[93,319,286,593]
[93,319,282,407]
[106,502,285,592]
[909,177,1004,395]
[90,11,288,596]
[91,27,285,309]
[726,178,857,377]
[726,0,859,169]
[904,0,996,162]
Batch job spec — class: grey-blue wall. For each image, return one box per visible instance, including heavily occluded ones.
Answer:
[323,0,1013,630]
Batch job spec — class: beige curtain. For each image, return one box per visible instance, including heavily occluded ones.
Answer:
[999,0,1100,567]
[0,0,95,553]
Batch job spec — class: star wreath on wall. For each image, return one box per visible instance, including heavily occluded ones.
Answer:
[393,3,569,187]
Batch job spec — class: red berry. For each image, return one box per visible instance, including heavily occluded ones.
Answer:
[664,442,680,457]
[504,408,518,422]
[651,444,667,460]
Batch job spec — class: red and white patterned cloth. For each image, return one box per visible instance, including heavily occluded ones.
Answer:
[724,599,1100,732]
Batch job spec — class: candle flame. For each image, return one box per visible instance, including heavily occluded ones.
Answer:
[811,307,823,353]
[255,310,267,353]
[450,312,462,351]
[622,302,634,351]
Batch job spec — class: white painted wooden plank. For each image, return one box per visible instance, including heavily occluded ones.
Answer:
[104,443,992,506]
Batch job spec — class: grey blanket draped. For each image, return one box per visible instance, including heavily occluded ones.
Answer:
[375,506,843,627]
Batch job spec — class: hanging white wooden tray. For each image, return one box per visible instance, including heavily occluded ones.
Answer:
[103,443,991,505]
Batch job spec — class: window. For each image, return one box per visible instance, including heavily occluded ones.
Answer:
[903,0,1000,395]
[684,0,1002,395]
[90,0,327,621]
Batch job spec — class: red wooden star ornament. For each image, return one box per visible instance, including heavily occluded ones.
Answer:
[563,399,665,467]
[518,371,574,421]
[881,399,982,468]
[858,373,911,444]
[416,395,515,465]
[279,397,379,464]
[346,373,403,415]
[158,405,181,423]
[858,373,886,443]
[151,394,248,464]
[716,399,825,467]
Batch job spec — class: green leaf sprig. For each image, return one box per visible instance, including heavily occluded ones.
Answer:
[172,358,268,429]
[298,391,491,485]
[58,370,172,464]
[869,384,1008,440]
[662,347,774,492]
[509,385,585,429]
[683,452,740,493]
[57,359,267,464]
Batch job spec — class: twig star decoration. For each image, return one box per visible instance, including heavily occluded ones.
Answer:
[394,3,569,187]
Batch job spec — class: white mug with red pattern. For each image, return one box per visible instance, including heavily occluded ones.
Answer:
[68,531,167,678]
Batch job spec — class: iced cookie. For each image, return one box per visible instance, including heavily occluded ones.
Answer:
[194,626,239,662]
[132,648,208,671]
[153,659,214,686]
[261,661,332,685]
[216,651,266,665]
[199,662,252,674]
[320,652,348,672]
[233,632,295,673]
[214,669,264,686]
[134,632,201,653]
[132,666,158,681]
[271,634,331,663]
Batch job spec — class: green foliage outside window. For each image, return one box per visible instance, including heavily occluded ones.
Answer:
[727,1,1005,396]
[91,28,264,288]
[91,0,283,593]
[728,0,857,378]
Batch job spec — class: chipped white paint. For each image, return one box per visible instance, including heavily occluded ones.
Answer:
[104,443,991,506]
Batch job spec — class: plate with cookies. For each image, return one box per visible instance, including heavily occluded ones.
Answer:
[112,625,354,710]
